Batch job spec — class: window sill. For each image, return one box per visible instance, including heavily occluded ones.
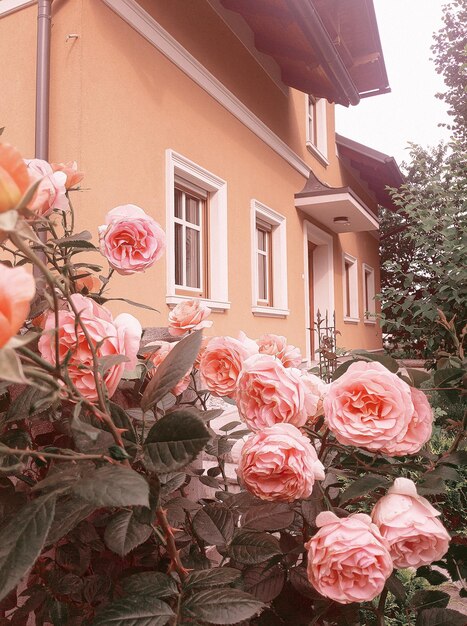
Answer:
[364,318,377,325]
[252,306,289,318]
[306,142,329,167]
[166,295,230,312]
[344,316,360,324]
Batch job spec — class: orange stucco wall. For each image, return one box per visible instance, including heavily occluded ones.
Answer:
[0,0,383,358]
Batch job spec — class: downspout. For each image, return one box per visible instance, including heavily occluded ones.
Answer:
[35,0,52,264]
[35,0,52,160]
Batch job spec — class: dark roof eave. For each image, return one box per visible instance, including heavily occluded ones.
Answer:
[288,0,360,106]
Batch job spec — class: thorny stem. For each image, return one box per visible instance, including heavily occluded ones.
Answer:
[0,444,114,463]
[156,507,189,582]
[10,230,128,461]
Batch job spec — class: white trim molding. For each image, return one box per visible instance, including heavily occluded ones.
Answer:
[305,95,329,166]
[362,262,376,324]
[251,199,289,317]
[166,149,229,312]
[343,252,359,323]
[303,221,335,364]
[101,0,310,178]
[0,0,35,17]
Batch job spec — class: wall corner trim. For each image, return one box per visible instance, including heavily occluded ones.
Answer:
[101,0,310,178]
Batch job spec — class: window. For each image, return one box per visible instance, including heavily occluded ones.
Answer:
[362,263,376,323]
[342,253,359,321]
[166,150,229,311]
[174,180,207,297]
[255,219,273,306]
[305,96,328,165]
[251,200,288,317]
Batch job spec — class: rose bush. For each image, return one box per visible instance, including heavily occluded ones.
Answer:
[0,140,464,626]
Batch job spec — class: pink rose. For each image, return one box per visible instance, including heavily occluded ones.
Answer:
[199,334,258,398]
[0,264,36,348]
[0,143,31,213]
[402,387,433,454]
[145,341,192,396]
[237,423,324,502]
[236,354,308,431]
[256,333,302,368]
[168,299,212,337]
[51,161,84,189]
[323,361,415,456]
[98,205,166,275]
[38,294,142,400]
[371,478,450,568]
[301,372,328,422]
[305,511,393,604]
[25,158,69,216]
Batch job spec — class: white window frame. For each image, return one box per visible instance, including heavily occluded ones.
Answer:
[362,263,376,324]
[166,150,229,311]
[251,200,289,317]
[342,253,359,322]
[305,96,329,166]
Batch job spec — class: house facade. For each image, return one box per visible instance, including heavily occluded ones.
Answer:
[0,0,403,362]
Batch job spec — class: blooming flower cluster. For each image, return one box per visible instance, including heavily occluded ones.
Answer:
[0,142,453,618]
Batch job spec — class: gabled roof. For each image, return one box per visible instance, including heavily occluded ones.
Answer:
[219,0,390,106]
[336,134,405,210]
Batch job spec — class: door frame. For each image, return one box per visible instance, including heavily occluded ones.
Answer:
[303,220,335,364]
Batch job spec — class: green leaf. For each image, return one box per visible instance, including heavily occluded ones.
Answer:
[95,296,159,313]
[242,503,294,531]
[243,564,285,602]
[385,573,406,601]
[416,566,449,586]
[439,450,467,466]
[339,474,390,504]
[0,491,56,602]
[352,350,400,373]
[406,368,432,388]
[415,608,467,626]
[143,410,210,473]
[91,595,174,626]
[104,510,152,556]
[229,530,281,565]
[72,466,149,508]
[3,386,53,424]
[46,494,95,545]
[184,568,241,591]
[417,475,447,496]
[0,348,26,383]
[411,590,449,611]
[182,588,264,625]
[192,504,234,545]
[332,359,360,381]
[141,331,202,412]
[122,572,178,599]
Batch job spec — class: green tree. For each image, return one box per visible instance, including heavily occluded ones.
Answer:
[380,0,467,358]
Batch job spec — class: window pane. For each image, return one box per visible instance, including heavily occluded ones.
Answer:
[345,262,351,317]
[186,227,201,288]
[186,195,200,225]
[258,253,267,301]
[174,189,183,219]
[175,223,183,285]
[257,227,266,252]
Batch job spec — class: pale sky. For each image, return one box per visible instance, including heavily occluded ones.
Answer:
[336,0,451,167]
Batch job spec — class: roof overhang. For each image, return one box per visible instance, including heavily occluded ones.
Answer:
[219,0,390,106]
[295,187,379,233]
[336,134,405,210]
